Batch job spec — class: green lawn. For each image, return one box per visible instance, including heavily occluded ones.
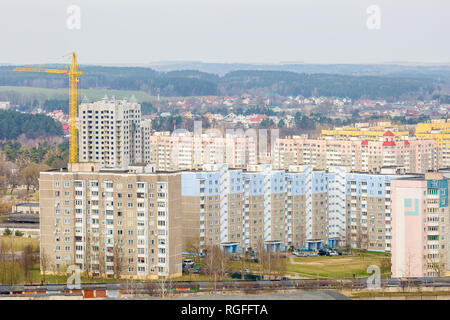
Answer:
[287,252,391,279]
[0,236,39,252]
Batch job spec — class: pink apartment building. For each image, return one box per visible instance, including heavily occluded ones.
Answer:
[391,173,449,277]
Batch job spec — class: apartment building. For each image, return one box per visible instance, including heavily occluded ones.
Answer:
[78,98,142,168]
[180,164,407,254]
[416,120,450,168]
[150,132,257,171]
[39,162,183,279]
[181,164,246,251]
[391,172,449,277]
[273,131,436,173]
[343,167,418,252]
[181,164,292,252]
[140,119,152,164]
[286,165,329,250]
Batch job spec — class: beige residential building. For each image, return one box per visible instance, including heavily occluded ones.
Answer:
[149,132,257,171]
[39,162,182,279]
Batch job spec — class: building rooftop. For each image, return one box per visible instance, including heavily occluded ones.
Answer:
[15,202,39,207]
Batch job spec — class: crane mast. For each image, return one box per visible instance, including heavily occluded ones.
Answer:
[13,52,82,163]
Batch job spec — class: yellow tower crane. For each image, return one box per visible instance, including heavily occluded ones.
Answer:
[13,52,82,163]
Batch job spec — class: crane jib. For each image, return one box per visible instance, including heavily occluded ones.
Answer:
[12,51,81,164]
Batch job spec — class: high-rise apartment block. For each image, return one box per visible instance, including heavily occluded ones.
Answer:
[149,132,257,171]
[78,98,142,168]
[39,162,183,279]
[416,120,450,168]
[391,171,449,277]
[273,131,436,173]
[180,164,410,253]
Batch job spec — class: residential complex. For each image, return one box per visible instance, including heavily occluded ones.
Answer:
[273,131,436,173]
[77,100,447,176]
[39,98,450,278]
[180,164,412,254]
[148,131,257,171]
[42,160,426,278]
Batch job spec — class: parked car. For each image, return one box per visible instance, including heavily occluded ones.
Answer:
[191,265,201,274]
[329,250,339,256]
[318,249,330,256]
[299,252,309,257]
[183,259,195,266]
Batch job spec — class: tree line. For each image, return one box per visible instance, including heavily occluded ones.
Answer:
[0,110,63,140]
[0,65,444,100]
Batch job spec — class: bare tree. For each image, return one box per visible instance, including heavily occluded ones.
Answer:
[273,250,287,280]
[40,247,50,283]
[19,163,49,192]
[7,165,20,194]
[240,248,247,280]
[204,245,222,291]
[83,232,92,279]
[0,240,7,284]
[98,248,106,278]
[158,274,174,298]
[256,239,266,279]
[0,161,8,195]
[218,249,230,281]
[113,238,125,279]
[427,253,444,278]
[21,244,34,284]
[185,236,201,266]
[402,251,416,292]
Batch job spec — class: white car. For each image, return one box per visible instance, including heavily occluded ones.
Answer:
[183,259,194,266]
[329,251,339,256]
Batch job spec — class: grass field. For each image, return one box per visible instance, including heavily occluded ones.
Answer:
[286,252,391,279]
[0,236,39,252]
[189,251,391,280]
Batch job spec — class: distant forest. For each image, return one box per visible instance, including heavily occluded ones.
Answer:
[0,65,448,101]
[0,110,63,140]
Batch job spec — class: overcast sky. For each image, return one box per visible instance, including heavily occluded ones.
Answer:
[0,0,449,65]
